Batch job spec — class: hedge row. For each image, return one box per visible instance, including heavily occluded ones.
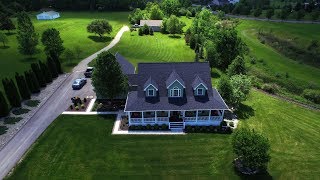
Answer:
[0,56,62,118]
[129,124,169,131]
[184,125,232,134]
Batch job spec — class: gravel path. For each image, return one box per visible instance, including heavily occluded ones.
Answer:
[0,26,129,179]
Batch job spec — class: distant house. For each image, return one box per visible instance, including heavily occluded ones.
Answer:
[139,20,163,32]
[36,11,60,20]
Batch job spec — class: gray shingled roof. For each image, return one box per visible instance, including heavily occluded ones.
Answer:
[165,70,185,88]
[192,75,208,90]
[140,20,163,27]
[144,77,159,90]
[124,62,228,111]
[115,53,135,75]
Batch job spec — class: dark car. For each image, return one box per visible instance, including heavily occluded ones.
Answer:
[72,78,87,90]
[84,67,94,78]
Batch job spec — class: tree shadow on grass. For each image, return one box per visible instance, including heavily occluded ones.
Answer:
[235,103,255,119]
[168,35,181,39]
[211,70,221,79]
[234,167,273,180]
[88,35,112,43]
[20,57,38,63]
[64,62,78,68]
[0,46,10,49]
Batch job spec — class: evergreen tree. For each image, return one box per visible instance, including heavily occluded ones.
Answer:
[15,73,31,100]
[24,71,35,93]
[31,63,46,87]
[41,28,65,58]
[47,56,58,78]
[51,54,63,74]
[227,56,247,76]
[0,16,16,33]
[16,11,39,56]
[92,51,128,102]
[0,90,9,117]
[2,78,21,107]
[217,76,233,105]
[25,71,40,93]
[39,61,52,83]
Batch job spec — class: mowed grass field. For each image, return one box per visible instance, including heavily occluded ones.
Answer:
[237,20,320,85]
[0,11,129,82]
[7,91,320,179]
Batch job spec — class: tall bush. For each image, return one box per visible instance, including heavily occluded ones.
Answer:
[0,91,9,117]
[15,73,31,100]
[31,63,46,87]
[47,56,58,78]
[2,78,21,107]
[39,61,52,83]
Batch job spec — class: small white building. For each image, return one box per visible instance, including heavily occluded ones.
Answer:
[36,11,60,20]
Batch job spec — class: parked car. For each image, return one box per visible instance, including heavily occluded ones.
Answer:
[72,78,87,90]
[84,67,94,78]
[132,24,139,28]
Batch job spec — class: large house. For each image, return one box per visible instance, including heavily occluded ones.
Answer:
[120,57,229,130]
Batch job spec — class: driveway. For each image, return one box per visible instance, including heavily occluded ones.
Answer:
[0,26,129,178]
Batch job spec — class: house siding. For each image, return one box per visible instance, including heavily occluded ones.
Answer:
[145,85,157,96]
[194,84,206,95]
[167,81,184,97]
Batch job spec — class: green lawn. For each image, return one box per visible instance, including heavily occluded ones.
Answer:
[0,11,129,82]
[7,90,320,179]
[237,20,320,85]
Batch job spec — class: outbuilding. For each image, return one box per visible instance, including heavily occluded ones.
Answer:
[139,20,163,32]
[36,11,60,20]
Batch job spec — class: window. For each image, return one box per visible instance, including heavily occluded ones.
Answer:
[197,88,204,96]
[147,89,155,96]
[170,87,181,97]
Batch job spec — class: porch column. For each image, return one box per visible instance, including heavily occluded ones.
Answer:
[221,110,225,121]
[196,110,198,122]
[155,111,157,123]
[128,112,131,125]
[142,111,144,124]
[208,110,211,121]
[182,111,185,117]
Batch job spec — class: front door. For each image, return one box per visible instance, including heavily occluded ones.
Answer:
[169,111,183,122]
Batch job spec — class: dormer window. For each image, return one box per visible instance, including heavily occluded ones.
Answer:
[170,87,181,97]
[196,88,204,96]
[147,89,155,96]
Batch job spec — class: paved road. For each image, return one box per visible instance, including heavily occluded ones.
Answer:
[212,11,320,24]
[0,26,129,179]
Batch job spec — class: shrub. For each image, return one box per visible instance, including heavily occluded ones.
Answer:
[12,108,30,115]
[146,124,151,130]
[262,83,279,94]
[15,73,31,100]
[195,126,200,132]
[138,27,143,36]
[70,105,73,110]
[302,89,320,104]
[137,125,143,130]
[75,106,79,110]
[150,27,154,35]
[129,125,136,130]
[0,126,8,135]
[250,57,256,64]
[185,125,192,132]
[2,78,21,107]
[232,128,270,172]
[220,121,227,127]
[154,124,159,130]
[0,91,9,117]
[83,98,87,103]
[31,63,46,87]
[4,117,23,124]
[25,100,40,107]
[161,124,168,130]
[81,104,85,109]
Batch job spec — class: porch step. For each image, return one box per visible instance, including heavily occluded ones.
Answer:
[169,122,185,130]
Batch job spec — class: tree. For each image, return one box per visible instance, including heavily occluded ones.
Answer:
[310,11,320,21]
[24,71,40,93]
[161,0,181,15]
[16,12,39,56]
[149,3,164,20]
[87,19,113,38]
[51,54,63,74]
[47,56,58,78]
[142,24,150,35]
[15,73,31,100]
[0,32,8,47]
[128,8,148,24]
[92,51,128,102]
[277,8,289,20]
[41,28,65,58]
[293,9,305,20]
[217,10,226,19]
[138,27,144,36]
[232,128,270,173]
[2,78,21,107]
[165,15,186,35]
[63,48,75,64]
[206,41,219,70]
[0,90,9,117]
[230,75,251,108]
[266,8,274,19]
[253,8,262,17]
[213,28,247,70]
[217,76,233,105]
[227,56,247,76]
[39,61,52,83]
[74,45,83,59]
[0,16,16,33]
[31,63,46,87]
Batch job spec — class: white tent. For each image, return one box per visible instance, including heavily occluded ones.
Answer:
[36,11,60,20]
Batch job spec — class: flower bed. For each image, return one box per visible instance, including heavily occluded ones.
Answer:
[66,97,92,112]
[128,124,169,131]
[92,99,125,112]
[184,125,232,134]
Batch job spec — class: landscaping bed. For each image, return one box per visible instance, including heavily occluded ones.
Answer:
[92,99,125,112]
[128,124,170,131]
[66,97,92,112]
